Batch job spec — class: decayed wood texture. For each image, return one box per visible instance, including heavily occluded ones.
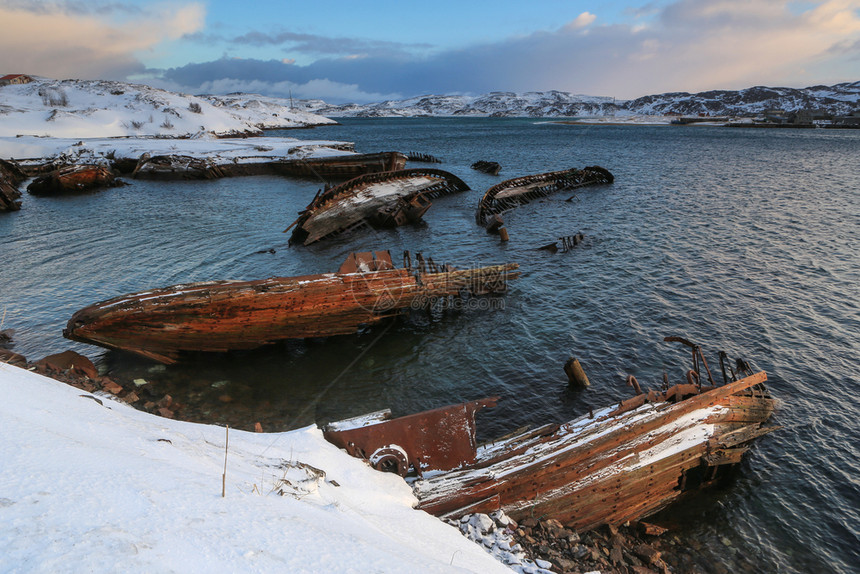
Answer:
[131,151,405,181]
[64,251,519,364]
[475,166,614,224]
[288,168,470,245]
[273,151,407,178]
[408,372,775,531]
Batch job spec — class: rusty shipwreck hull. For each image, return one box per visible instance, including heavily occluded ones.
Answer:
[324,349,777,532]
[273,151,407,179]
[64,250,519,364]
[287,168,470,245]
[475,166,614,225]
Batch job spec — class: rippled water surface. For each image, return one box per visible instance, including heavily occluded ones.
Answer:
[1,118,858,573]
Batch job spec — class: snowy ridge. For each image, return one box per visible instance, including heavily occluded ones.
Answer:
[0,77,334,138]
[297,82,860,118]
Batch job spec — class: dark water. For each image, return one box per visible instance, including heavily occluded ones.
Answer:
[1,118,858,573]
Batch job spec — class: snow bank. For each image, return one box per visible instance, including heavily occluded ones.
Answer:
[0,363,510,573]
[0,78,334,139]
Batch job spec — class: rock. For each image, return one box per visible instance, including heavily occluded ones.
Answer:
[157,407,174,419]
[0,349,27,367]
[34,350,98,380]
[521,517,538,529]
[122,391,140,404]
[469,513,496,532]
[0,328,14,348]
[157,395,173,409]
[102,380,124,395]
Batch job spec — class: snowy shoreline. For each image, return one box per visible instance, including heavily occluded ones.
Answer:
[0,362,512,573]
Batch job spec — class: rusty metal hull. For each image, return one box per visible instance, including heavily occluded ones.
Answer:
[325,365,776,532]
[64,251,518,364]
[475,166,614,225]
[288,168,470,245]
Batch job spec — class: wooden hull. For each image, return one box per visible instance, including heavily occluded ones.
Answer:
[475,165,614,224]
[273,151,407,179]
[288,169,470,245]
[64,251,518,363]
[413,373,775,530]
[324,360,777,533]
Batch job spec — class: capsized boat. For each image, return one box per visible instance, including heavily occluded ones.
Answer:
[475,165,614,225]
[287,168,470,245]
[64,250,519,364]
[324,338,778,532]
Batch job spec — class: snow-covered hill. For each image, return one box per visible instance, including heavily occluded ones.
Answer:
[0,77,335,138]
[297,82,860,118]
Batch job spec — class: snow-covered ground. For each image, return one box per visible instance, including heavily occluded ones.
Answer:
[0,77,335,139]
[0,135,354,168]
[0,362,512,573]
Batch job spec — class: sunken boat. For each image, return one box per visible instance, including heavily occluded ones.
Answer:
[287,168,470,246]
[475,166,614,225]
[64,250,519,364]
[324,338,777,532]
[131,151,406,181]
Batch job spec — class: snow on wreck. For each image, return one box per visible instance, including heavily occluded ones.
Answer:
[287,168,470,246]
[64,250,519,364]
[324,339,778,533]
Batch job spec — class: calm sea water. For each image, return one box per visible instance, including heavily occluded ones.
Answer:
[1,118,858,573]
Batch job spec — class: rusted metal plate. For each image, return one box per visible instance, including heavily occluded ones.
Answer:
[324,397,499,476]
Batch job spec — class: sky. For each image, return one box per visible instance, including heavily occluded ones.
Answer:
[1,0,859,103]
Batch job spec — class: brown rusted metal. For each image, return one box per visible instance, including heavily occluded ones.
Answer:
[325,342,777,533]
[323,397,499,476]
[64,250,519,363]
[288,168,470,245]
[475,166,614,225]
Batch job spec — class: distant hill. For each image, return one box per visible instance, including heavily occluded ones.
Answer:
[0,77,335,138]
[295,82,860,118]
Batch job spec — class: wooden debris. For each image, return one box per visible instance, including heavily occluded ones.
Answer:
[471,160,501,175]
[407,152,442,164]
[324,341,777,533]
[27,164,120,195]
[564,357,590,388]
[475,166,614,225]
[287,169,470,245]
[0,159,25,211]
[64,250,519,364]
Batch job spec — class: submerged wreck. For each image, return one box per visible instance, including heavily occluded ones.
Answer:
[64,250,518,364]
[287,168,470,246]
[324,339,777,532]
[475,166,614,225]
[131,151,406,181]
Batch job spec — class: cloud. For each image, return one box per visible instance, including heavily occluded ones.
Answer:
[150,1,860,102]
[0,2,205,80]
[565,12,597,30]
[231,30,431,59]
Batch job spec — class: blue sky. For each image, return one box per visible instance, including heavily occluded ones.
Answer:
[1,0,859,103]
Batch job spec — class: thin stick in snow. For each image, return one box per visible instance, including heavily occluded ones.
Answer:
[222,425,229,498]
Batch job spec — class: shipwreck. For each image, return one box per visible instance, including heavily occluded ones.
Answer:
[131,151,406,181]
[287,168,470,246]
[475,166,614,225]
[64,250,518,364]
[324,338,778,532]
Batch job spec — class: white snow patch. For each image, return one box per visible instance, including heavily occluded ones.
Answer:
[0,363,511,573]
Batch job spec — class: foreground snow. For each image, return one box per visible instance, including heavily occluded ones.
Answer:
[0,363,510,573]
